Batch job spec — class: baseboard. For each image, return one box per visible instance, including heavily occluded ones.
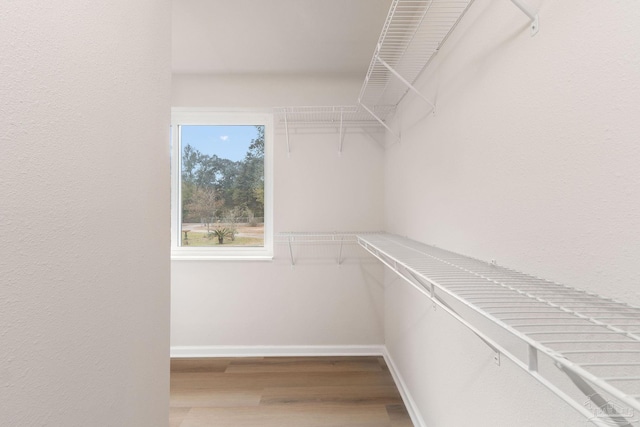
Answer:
[382,348,428,427]
[170,344,386,358]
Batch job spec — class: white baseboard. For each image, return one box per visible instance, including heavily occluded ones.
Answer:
[170,344,386,358]
[382,348,428,427]
[169,344,426,427]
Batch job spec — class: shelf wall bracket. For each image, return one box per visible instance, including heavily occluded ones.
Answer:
[375,56,436,114]
[510,0,539,36]
[558,365,635,427]
[338,111,345,155]
[288,236,295,268]
[403,266,502,365]
[360,103,401,142]
[284,110,291,157]
[528,345,538,372]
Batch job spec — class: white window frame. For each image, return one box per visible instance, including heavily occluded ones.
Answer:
[171,108,274,260]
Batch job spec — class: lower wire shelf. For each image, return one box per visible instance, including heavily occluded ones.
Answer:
[275,232,380,267]
[357,233,640,427]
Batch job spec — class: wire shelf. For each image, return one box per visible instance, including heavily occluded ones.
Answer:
[275,1,538,131]
[358,233,640,426]
[276,232,381,266]
[273,106,395,154]
[273,105,395,129]
[276,231,362,244]
[358,0,474,116]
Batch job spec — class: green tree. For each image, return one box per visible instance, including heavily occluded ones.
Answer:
[232,126,264,218]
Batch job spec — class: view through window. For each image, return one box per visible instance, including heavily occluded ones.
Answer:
[179,124,265,247]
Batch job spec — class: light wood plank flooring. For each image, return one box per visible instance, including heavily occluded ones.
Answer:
[170,356,413,427]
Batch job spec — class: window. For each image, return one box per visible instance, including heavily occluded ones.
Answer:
[171,109,273,260]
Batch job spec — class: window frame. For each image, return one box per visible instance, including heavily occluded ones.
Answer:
[171,108,274,260]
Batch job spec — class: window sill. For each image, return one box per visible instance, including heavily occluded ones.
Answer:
[171,248,273,261]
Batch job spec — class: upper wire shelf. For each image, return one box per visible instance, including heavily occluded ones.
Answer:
[273,105,395,128]
[358,233,640,426]
[275,0,539,139]
[273,106,395,155]
[358,0,475,118]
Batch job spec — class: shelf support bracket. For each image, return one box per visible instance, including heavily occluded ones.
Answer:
[558,364,634,427]
[284,110,291,157]
[288,236,295,268]
[375,56,436,114]
[404,268,501,364]
[360,103,401,141]
[510,0,539,36]
[338,111,344,155]
[528,345,538,372]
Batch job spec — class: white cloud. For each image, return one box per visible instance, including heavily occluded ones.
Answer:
[220,135,229,141]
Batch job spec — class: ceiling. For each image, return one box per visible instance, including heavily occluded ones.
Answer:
[172,0,392,77]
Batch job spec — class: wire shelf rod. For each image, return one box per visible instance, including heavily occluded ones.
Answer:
[453,286,587,291]
[532,293,619,305]
[466,297,604,303]
[441,279,566,285]
[526,331,630,336]
[562,350,640,355]
[556,303,640,308]
[579,363,640,367]
[479,304,564,309]
[488,310,567,315]
[499,316,587,321]
[566,310,640,316]
[480,302,629,309]
[539,340,639,345]
[511,323,615,328]
[592,317,640,320]
[601,377,640,382]
[454,291,532,296]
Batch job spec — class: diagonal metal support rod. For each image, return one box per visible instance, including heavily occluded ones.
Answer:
[283,110,291,157]
[558,365,635,427]
[288,237,295,268]
[360,103,400,141]
[338,110,344,155]
[375,56,436,114]
[403,266,502,364]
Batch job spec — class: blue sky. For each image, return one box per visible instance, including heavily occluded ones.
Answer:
[181,125,261,162]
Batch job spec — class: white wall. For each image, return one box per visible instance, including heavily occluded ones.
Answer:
[171,74,386,352]
[172,73,365,108]
[384,1,640,425]
[0,2,171,427]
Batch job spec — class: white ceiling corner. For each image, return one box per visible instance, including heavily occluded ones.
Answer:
[172,0,392,77]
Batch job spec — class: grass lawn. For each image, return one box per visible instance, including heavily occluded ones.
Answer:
[181,231,263,247]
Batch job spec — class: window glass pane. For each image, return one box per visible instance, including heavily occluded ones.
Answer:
[180,125,264,247]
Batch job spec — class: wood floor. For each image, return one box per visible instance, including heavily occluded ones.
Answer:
[170,356,413,427]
